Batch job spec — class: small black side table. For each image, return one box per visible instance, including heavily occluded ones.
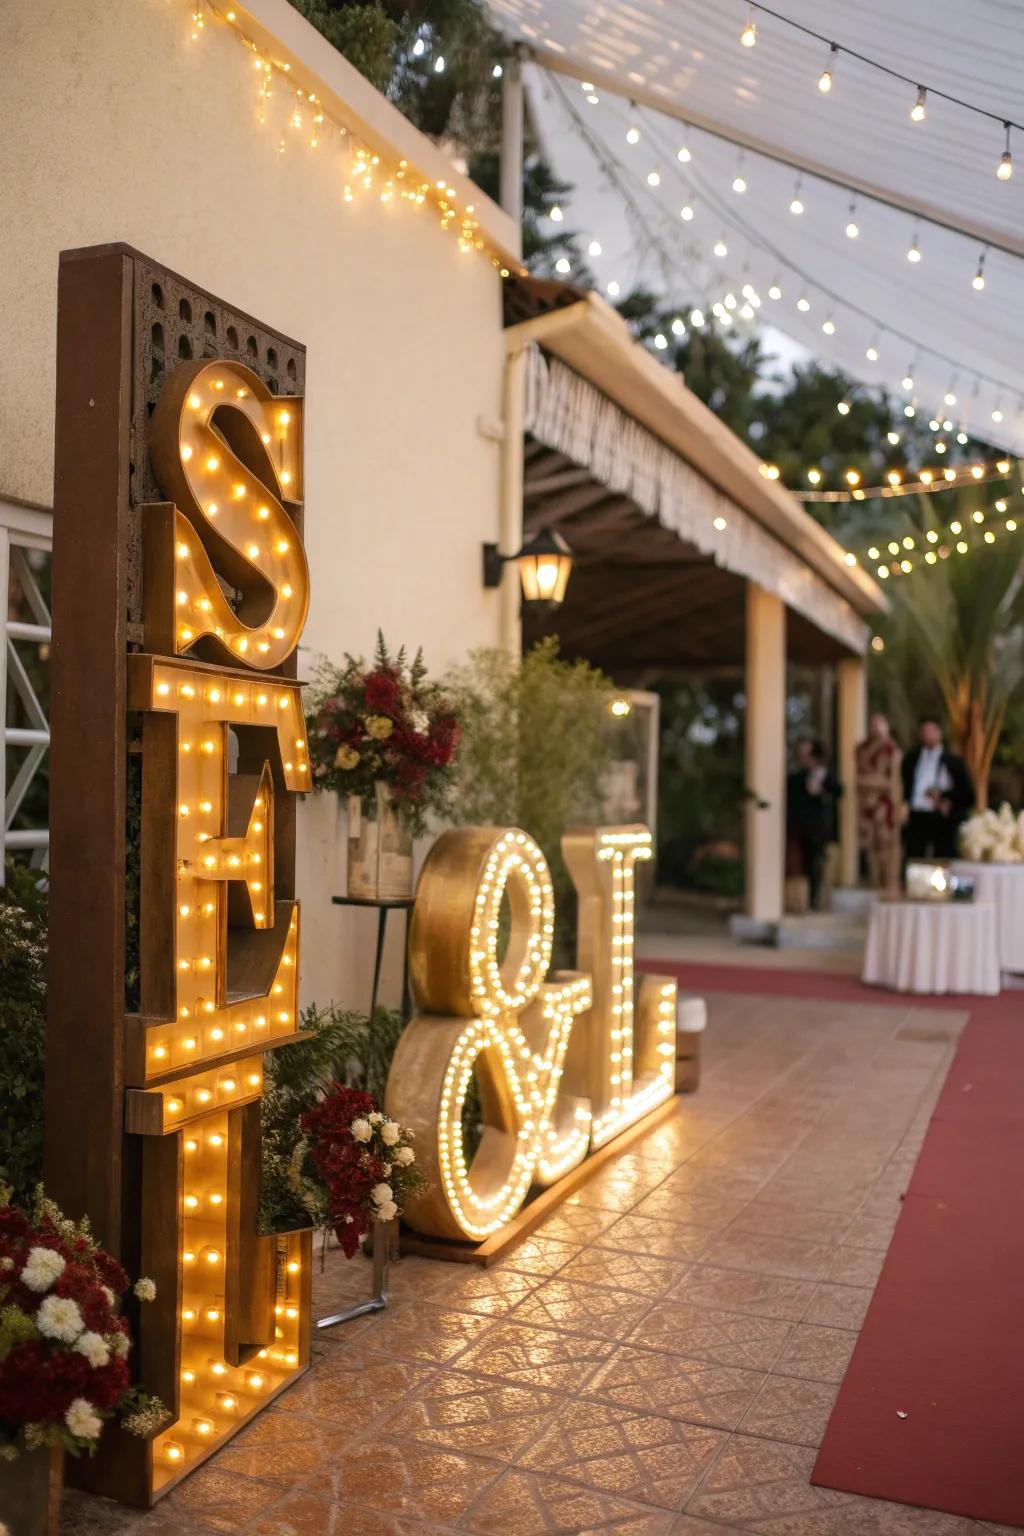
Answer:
[331,894,415,1019]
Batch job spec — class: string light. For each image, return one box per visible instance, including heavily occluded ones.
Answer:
[795,454,1017,502]
[740,7,758,48]
[844,200,859,239]
[818,43,837,93]
[732,154,747,194]
[550,79,1020,436]
[866,338,880,362]
[789,177,805,215]
[973,250,987,290]
[997,122,1013,179]
[185,3,516,275]
[911,85,927,122]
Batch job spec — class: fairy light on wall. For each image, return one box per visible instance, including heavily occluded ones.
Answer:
[386,824,677,1244]
[183,0,519,277]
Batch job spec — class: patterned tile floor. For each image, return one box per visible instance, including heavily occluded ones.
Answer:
[62,992,1018,1536]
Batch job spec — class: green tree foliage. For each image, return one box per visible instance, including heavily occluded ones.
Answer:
[873,489,1024,807]
[447,638,614,959]
[290,0,400,90]
[0,863,47,1203]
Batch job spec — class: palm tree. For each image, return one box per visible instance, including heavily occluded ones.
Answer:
[881,487,1024,808]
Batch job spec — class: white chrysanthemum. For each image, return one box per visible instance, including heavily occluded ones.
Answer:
[134,1277,156,1302]
[101,1286,116,1307]
[37,1295,85,1343]
[74,1331,111,1368]
[394,1146,415,1166]
[65,1398,103,1440]
[20,1246,66,1293]
[350,1118,372,1143]
[380,1121,400,1146]
[375,1200,398,1222]
[0,1256,13,1272]
[367,1111,384,1125]
[371,1182,393,1205]
[108,1330,131,1359]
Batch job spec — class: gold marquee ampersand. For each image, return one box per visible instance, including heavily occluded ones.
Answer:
[386,825,677,1244]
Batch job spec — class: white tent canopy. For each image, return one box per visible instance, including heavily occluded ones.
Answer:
[486,0,1024,456]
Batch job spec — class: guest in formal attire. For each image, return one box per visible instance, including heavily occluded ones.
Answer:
[901,716,974,860]
[787,737,841,911]
[855,712,903,892]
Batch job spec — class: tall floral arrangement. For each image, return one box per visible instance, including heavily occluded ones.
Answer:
[960,802,1024,863]
[0,1186,167,1459]
[305,634,461,836]
[289,1086,424,1258]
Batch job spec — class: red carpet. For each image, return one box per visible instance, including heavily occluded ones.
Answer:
[651,958,1024,1528]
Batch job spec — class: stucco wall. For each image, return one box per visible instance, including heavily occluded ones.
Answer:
[2,0,508,1009]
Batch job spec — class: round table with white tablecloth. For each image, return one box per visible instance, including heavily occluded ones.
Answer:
[862,899,1001,995]
[950,860,1024,973]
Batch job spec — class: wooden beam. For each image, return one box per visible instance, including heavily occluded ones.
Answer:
[46,246,133,1250]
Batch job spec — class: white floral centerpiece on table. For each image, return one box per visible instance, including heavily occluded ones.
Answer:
[959,802,1024,863]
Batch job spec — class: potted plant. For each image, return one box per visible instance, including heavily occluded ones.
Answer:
[0,1186,168,1535]
[305,635,462,899]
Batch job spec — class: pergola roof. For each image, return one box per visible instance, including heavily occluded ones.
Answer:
[507,277,886,675]
[488,0,1024,455]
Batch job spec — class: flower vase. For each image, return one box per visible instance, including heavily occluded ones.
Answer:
[0,1444,63,1536]
[347,784,413,900]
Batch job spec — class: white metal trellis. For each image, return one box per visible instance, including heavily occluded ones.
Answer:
[2,498,53,884]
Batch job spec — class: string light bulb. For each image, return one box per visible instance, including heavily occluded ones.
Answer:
[625,121,641,146]
[902,368,915,391]
[797,294,810,312]
[768,279,782,300]
[911,86,927,122]
[740,7,757,47]
[822,316,836,335]
[907,233,921,263]
[818,43,838,93]
[973,250,987,290]
[845,201,859,239]
[549,205,563,223]
[713,235,728,257]
[997,122,1013,180]
[679,202,695,220]
[677,142,692,163]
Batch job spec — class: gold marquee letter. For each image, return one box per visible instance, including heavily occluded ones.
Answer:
[46,252,314,1506]
[387,825,677,1244]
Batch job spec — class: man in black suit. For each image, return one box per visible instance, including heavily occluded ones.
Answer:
[901,716,974,860]
[787,737,841,910]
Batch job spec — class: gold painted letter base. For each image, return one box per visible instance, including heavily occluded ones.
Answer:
[401,1095,681,1268]
[317,1219,395,1328]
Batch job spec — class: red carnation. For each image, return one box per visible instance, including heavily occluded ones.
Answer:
[0,1340,91,1426]
[88,1357,130,1410]
[364,670,400,715]
[92,1248,128,1296]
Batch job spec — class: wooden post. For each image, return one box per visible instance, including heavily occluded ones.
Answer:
[744,582,786,925]
[45,245,313,1507]
[837,655,867,888]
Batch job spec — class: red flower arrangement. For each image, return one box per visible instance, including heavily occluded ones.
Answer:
[0,1186,168,1459]
[305,634,462,836]
[295,1087,424,1258]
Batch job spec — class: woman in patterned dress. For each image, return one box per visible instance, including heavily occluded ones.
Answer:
[855,712,903,892]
